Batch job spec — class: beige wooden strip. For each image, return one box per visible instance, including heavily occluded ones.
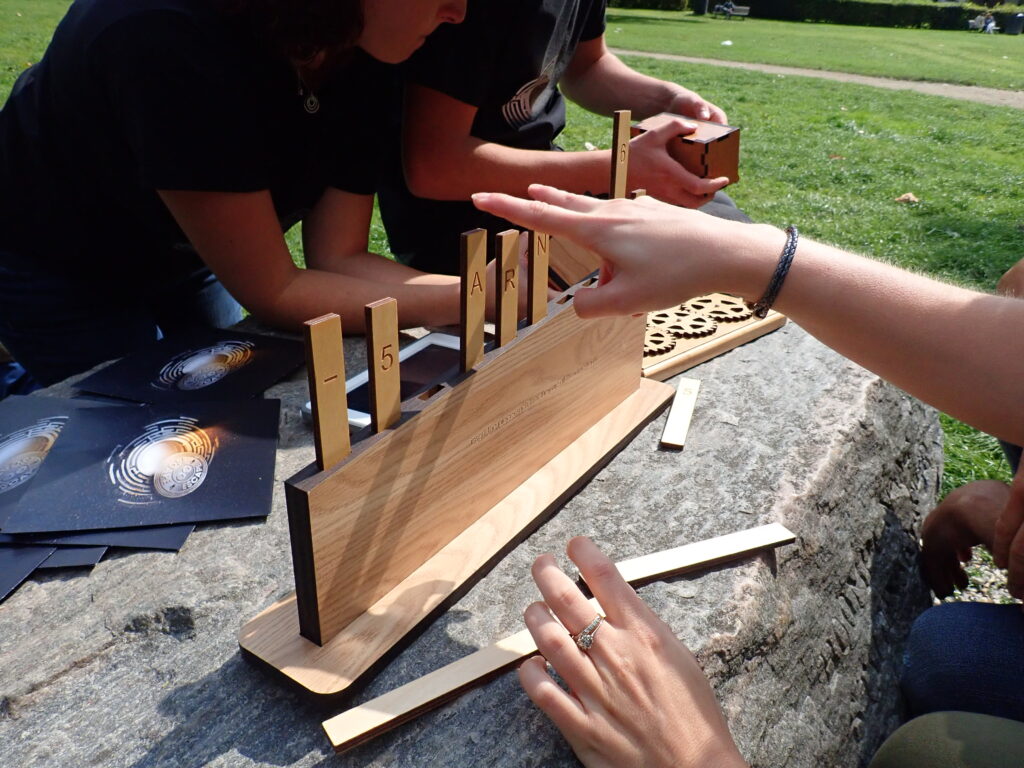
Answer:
[610,109,631,199]
[613,522,795,586]
[495,230,519,347]
[460,229,487,372]
[527,231,549,325]
[322,522,795,753]
[304,313,350,470]
[365,298,401,433]
[660,377,700,449]
[629,188,647,199]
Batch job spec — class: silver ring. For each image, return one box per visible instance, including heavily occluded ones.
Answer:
[572,615,604,651]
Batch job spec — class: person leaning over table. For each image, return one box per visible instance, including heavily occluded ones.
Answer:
[470,184,1024,768]
[376,0,747,276]
[0,0,529,400]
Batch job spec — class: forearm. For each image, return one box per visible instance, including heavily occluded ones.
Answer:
[253,264,462,333]
[561,49,678,120]
[409,138,614,200]
[731,228,1024,445]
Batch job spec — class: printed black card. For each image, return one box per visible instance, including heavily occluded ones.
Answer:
[76,328,303,404]
[3,399,280,533]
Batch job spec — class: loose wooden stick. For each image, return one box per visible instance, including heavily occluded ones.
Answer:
[610,109,631,199]
[365,298,401,433]
[527,231,549,326]
[304,313,350,470]
[495,230,519,347]
[323,522,796,753]
[660,378,700,450]
[460,229,487,372]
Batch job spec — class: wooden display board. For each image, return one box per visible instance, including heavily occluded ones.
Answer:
[643,294,786,381]
[240,258,674,697]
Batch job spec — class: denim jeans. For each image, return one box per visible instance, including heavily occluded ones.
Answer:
[0,256,243,391]
[901,601,1024,722]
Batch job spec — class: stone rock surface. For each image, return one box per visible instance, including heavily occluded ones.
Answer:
[0,322,942,767]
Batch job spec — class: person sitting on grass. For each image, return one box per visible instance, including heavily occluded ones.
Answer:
[0,0,516,400]
[471,184,1024,768]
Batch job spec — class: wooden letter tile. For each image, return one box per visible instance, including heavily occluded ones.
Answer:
[365,298,401,433]
[460,229,487,372]
[304,313,350,470]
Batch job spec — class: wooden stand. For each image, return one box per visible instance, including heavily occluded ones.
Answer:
[239,377,670,698]
[240,249,674,696]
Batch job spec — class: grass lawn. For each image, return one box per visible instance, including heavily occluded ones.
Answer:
[2,2,1019,498]
[606,10,1024,91]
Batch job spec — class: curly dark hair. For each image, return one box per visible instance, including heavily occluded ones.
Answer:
[216,0,364,63]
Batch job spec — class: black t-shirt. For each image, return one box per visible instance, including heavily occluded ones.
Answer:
[0,0,386,288]
[377,0,607,275]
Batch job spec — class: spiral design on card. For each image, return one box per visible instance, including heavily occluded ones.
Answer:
[107,417,218,504]
[151,341,255,391]
[0,416,68,493]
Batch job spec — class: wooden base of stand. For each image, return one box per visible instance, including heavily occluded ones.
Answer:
[238,378,673,699]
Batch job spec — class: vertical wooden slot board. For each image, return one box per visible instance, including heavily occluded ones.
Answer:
[365,298,401,433]
[460,229,486,372]
[304,313,350,470]
[527,231,549,326]
[610,109,631,199]
[494,230,519,347]
[241,254,674,694]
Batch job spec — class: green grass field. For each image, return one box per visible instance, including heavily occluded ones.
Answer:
[2,1,1019,496]
[606,10,1024,90]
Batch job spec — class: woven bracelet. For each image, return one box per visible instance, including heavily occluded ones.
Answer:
[750,225,798,319]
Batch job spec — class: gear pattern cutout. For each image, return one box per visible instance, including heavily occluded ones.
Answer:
[644,294,755,357]
[681,295,752,323]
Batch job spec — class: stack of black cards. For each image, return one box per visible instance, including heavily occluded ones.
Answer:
[0,328,302,603]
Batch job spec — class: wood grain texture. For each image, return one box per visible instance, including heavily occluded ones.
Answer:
[631,113,740,185]
[304,313,350,471]
[495,230,519,347]
[289,293,647,644]
[320,522,796,752]
[365,298,401,433]
[239,378,674,695]
[548,236,601,288]
[528,231,549,326]
[660,377,700,449]
[611,109,631,199]
[460,229,487,372]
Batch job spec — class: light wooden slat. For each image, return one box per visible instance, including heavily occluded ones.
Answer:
[495,230,519,347]
[528,231,549,326]
[660,377,700,449]
[365,298,401,433]
[611,109,631,199]
[460,229,487,372]
[322,523,796,753]
[304,313,350,470]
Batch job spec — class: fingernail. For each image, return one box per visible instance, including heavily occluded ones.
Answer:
[700,107,710,119]
[472,192,490,203]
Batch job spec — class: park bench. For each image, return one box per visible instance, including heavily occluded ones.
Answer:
[713,4,750,19]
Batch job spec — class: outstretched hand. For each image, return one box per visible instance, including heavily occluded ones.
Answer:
[520,537,746,768]
[473,184,778,319]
